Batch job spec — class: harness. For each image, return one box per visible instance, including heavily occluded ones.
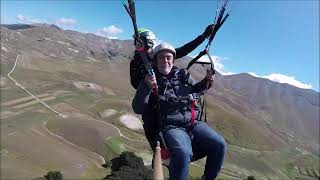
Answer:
[158,93,201,126]
[151,0,231,158]
[123,0,231,169]
[147,68,208,167]
[155,68,203,125]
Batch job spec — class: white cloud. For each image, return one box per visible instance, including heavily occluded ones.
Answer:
[16,14,26,21]
[249,72,312,89]
[15,14,77,28]
[191,56,312,89]
[15,14,44,24]
[248,72,258,77]
[96,25,123,39]
[55,18,77,26]
[263,74,312,89]
[194,55,235,75]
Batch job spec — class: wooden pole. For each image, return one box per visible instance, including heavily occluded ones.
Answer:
[153,141,164,180]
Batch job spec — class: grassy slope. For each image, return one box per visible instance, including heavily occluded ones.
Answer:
[206,103,276,150]
[1,111,108,180]
[1,51,318,180]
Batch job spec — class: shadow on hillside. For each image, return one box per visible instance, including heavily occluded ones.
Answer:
[1,24,35,30]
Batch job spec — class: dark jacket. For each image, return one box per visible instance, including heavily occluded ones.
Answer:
[130,34,207,89]
[132,66,208,128]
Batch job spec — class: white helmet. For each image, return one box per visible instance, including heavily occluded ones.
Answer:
[153,43,176,59]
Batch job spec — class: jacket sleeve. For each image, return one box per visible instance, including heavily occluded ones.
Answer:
[182,69,208,94]
[175,34,206,59]
[130,53,147,89]
[192,78,208,93]
[132,80,151,114]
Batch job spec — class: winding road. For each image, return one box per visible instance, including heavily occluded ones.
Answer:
[7,53,147,143]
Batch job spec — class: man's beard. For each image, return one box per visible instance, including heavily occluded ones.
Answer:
[158,64,172,75]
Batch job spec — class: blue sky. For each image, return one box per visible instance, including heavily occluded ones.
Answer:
[1,0,319,91]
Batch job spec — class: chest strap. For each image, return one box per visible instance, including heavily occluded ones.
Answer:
[158,93,199,102]
[191,99,196,126]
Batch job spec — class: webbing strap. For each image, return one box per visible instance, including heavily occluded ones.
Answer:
[136,47,144,51]
[158,93,198,102]
[191,99,196,126]
[206,78,210,90]
[202,78,211,123]
[204,96,207,123]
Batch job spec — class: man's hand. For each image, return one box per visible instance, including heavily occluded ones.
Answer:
[205,69,215,89]
[145,74,157,90]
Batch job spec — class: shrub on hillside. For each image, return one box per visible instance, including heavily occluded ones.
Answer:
[102,160,112,168]
[111,151,144,171]
[44,171,63,180]
[104,151,152,180]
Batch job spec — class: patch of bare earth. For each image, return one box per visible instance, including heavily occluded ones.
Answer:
[0,77,7,87]
[119,114,143,130]
[1,93,50,106]
[73,81,115,95]
[52,103,82,115]
[103,86,116,95]
[12,96,55,109]
[99,109,117,118]
[46,116,120,159]
[0,111,20,119]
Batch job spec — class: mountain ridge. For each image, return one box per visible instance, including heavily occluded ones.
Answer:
[1,24,318,149]
[1,23,319,179]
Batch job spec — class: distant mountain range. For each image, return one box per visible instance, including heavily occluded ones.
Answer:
[0,24,320,179]
[1,23,319,154]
